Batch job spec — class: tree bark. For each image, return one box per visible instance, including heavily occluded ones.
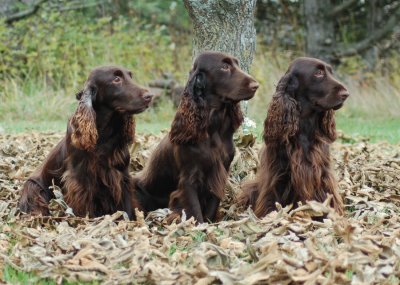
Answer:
[362,0,383,70]
[183,0,257,73]
[304,0,335,63]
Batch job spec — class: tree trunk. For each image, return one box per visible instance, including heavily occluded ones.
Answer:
[363,0,383,71]
[304,0,335,63]
[183,0,257,73]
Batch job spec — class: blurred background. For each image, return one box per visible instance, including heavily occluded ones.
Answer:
[0,0,399,142]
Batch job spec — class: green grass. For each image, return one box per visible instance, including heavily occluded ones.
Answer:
[2,113,399,144]
[250,114,400,144]
[0,120,67,134]
[0,119,171,135]
[336,115,400,143]
[3,265,99,285]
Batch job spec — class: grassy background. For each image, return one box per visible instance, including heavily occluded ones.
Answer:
[0,103,400,143]
[1,56,399,143]
[0,12,399,143]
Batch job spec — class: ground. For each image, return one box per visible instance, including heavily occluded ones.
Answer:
[0,132,399,284]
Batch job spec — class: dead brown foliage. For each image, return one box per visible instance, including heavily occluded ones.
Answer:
[0,132,399,284]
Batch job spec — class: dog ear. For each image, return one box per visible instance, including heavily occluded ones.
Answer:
[69,85,98,151]
[170,71,209,144]
[263,73,300,143]
[320,110,336,142]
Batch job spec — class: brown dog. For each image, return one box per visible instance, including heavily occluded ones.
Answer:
[239,57,349,217]
[19,66,153,219]
[134,51,259,223]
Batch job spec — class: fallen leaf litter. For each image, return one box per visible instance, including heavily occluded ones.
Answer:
[0,132,399,284]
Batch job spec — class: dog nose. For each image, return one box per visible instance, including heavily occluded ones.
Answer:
[339,89,350,100]
[249,81,259,92]
[142,91,154,103]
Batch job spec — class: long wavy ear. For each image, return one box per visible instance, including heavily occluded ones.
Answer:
[320,110,336,142]
[170,71,209,144]
[263,73,300,143]
[69,86,98,151]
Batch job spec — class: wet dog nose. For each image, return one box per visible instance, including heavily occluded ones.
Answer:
[142,91,154,103]
[339,89,350,100]
[249,81,259,92]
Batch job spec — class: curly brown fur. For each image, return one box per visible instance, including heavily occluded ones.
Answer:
[70,89,98,151]
[240,57,349,217]
[19,66,152,219]
[263,73,300,143]
[170,88,209,144]
[134,51,258,223]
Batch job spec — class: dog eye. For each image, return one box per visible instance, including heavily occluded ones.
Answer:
[221,63,230,71]
[113,76,122,84]
[314,69,325,78]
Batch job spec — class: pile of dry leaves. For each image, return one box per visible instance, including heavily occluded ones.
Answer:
[0,132,399,284]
